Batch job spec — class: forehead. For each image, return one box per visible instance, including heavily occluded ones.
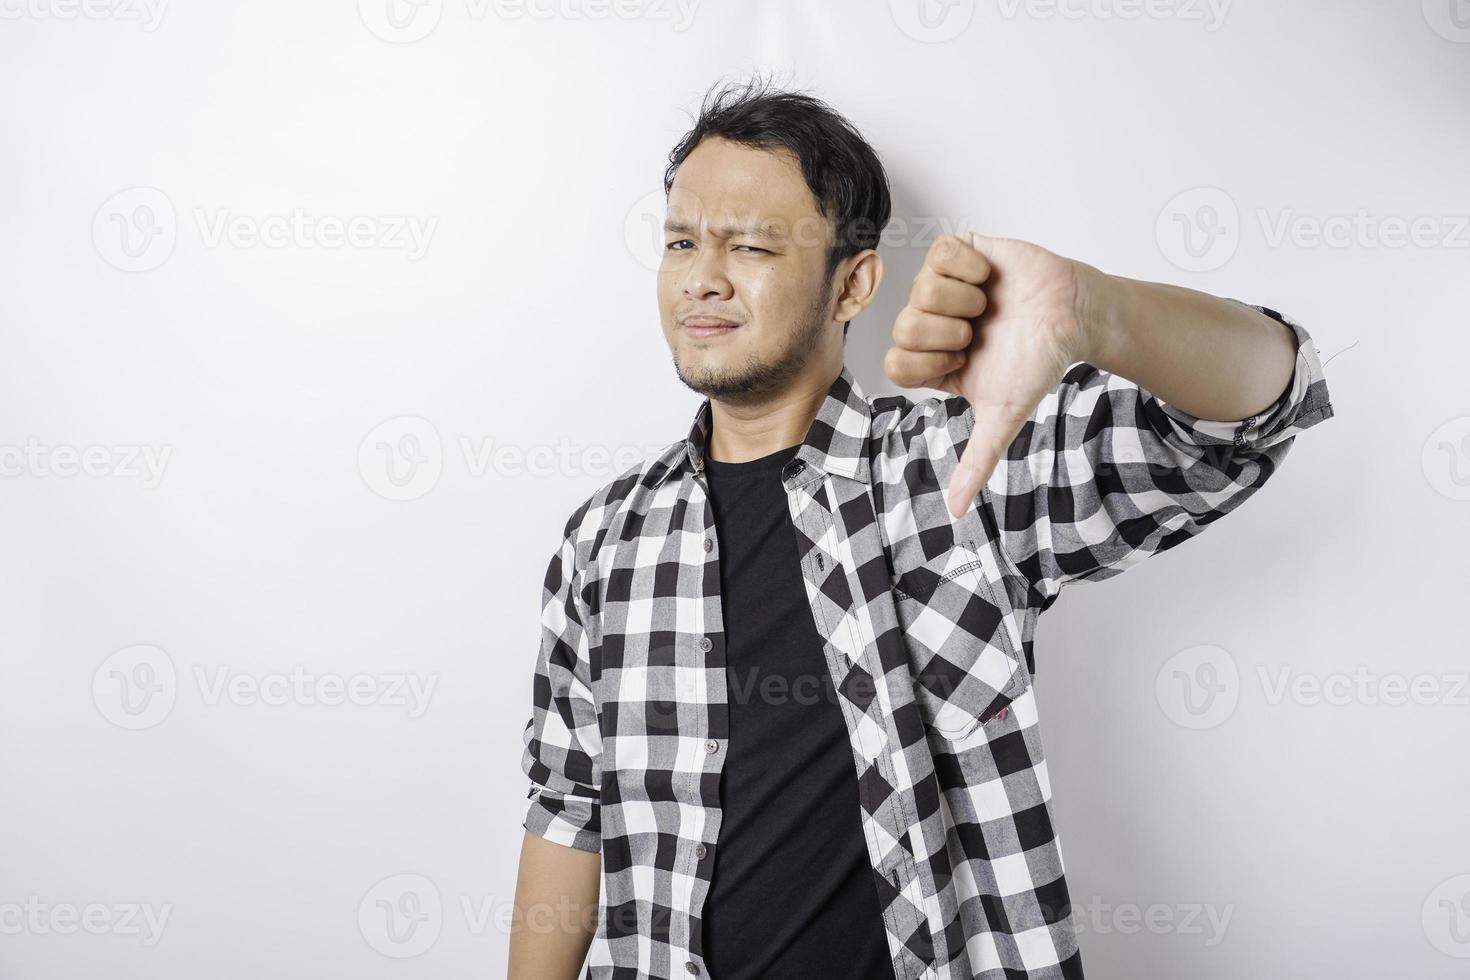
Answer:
[666,137,826,242]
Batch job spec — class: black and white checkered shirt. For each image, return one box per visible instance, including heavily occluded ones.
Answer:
[521,304,1334,979]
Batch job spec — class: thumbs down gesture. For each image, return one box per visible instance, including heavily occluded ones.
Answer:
[883,233,1097,520]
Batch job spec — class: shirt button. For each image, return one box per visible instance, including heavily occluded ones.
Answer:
[695,843,708,859]
[704,739,719,754]
[703,537,713,553]
[685,962,699,975]
[698,636,712,652]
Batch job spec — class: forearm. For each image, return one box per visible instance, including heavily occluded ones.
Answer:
[508,830,601,980]
[1075,264,1299,422]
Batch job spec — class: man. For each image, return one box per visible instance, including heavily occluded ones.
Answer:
[508,78,1333,980]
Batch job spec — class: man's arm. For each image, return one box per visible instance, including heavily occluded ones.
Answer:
[511,518,605,977]
[886,233,1334,602]
[1076,266,1300,425]
[970,300,1332,605]
[508,830,600,980]
[883,233,1333,518]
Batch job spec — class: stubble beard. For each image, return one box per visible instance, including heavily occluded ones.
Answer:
[671,286,834,407]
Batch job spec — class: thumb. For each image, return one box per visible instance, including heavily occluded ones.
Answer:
[967,231,1019,263]
[947,412,1012,520]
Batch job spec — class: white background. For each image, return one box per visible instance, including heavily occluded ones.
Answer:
[2,1,1468,977]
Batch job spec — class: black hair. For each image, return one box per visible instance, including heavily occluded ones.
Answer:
[663,74,892,339]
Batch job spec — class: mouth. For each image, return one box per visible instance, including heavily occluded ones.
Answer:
[681,317,740,339]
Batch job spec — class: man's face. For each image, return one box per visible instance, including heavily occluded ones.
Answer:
[658,136,840,404]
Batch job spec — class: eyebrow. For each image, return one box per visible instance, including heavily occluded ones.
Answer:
[663,219,789,243]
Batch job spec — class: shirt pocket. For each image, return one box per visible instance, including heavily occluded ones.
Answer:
[890,539,1028,741]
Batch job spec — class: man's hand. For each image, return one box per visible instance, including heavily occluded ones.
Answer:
[884,233,1095,519]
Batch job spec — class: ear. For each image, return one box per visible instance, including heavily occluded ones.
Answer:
[832,248,884,324]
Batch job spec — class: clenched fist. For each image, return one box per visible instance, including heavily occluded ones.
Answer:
[885,233,1098,520]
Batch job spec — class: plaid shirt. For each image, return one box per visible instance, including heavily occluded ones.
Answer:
[521,303,1334,980]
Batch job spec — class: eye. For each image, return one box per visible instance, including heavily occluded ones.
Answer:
[734,245,767,253]
[665,240,692,252]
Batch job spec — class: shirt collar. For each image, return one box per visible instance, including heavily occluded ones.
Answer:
[652,363,874,489]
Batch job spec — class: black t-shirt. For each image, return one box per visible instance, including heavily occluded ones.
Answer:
[697,443,895,980]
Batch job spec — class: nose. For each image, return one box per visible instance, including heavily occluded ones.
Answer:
[681,247,733,303]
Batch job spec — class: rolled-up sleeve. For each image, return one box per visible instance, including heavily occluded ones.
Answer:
[973,302,1335,604]
[521,518,603,853]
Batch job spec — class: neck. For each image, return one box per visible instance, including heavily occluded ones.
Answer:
[706,368,838,464]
